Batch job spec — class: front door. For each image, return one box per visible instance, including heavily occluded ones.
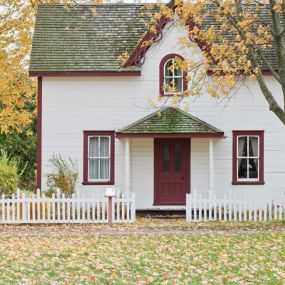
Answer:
[154,138,190,205]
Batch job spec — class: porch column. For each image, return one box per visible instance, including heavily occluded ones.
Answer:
[125,139,132,193]
[209,138,214,191]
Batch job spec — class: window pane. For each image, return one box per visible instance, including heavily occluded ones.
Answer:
[175,142,182,172]
[164,60,173,77]
[164,78,172,93]
[100,137,110,157]
[100,158,109,179]
[89,158,99,179]
[174,77,183,93]
[249,159,258,179]
[173,64,182,76]
[249,137,258,157]
[238,158,248,179]
[238,136,247,157]
[89,137,99,157]
[163,144,170,171]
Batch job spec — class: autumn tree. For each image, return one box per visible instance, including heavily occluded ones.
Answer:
[143,0,285,125]
[0,0,35,133]
[0,0,101,133]
[3,0,285,131]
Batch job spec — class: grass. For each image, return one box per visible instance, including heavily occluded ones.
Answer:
[0,218,284,284]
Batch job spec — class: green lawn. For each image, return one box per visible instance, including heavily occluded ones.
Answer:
[0,219,284,284]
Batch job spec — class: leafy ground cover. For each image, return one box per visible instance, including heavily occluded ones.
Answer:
[0,218,284,285]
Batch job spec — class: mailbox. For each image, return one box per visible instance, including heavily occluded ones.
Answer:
[105,188,116,197]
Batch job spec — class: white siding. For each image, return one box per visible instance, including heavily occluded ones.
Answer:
[41,23,285,208]
[131,139,154,209]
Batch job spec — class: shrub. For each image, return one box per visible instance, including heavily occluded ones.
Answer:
[46,154,78,198]
[0,151,25,195]
[0,105,37,191]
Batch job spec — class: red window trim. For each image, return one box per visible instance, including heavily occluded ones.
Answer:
[159,54,188,96]
[83,131,115,185]
[232,130,265,185]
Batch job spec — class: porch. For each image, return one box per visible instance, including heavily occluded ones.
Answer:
[116,107,224,209]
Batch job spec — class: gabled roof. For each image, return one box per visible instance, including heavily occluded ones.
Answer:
[123,3,277,70]
[29,4,157,75]
[30,3,277,75]
[116,107,224,138]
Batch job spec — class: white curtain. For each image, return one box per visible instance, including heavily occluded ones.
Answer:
[250,137,258,157]
[238,137,247,173]
[89,136,110,180]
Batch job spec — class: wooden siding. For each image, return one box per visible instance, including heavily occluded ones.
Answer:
[41,23,285,208]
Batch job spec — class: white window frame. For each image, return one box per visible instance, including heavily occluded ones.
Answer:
[236,135,260,182]
[88,135,111,182]
[163,58,183,95]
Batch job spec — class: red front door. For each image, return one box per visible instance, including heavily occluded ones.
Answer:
[154,138,190,205]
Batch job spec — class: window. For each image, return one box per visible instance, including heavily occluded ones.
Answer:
[83,131,115,185]
[232,131,264,185]
[159,54,187,96]
[162,143,170,172]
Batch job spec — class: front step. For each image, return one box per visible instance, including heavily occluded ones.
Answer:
[136,210,186,219]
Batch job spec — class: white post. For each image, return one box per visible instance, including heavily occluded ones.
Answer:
[125,139,131,193]
[208,138,214,191]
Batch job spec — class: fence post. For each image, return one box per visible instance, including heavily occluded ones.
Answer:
[105,188,116,225]
[186,193,192,222]
[131,192,136,223]
[16,190,20,222]
[22,192,26,223]
[107,197,113,225]
[1,194,5,223]
[37,189,41,222]
[193,189,197,222]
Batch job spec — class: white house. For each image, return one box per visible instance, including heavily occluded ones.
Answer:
[29,3,285,210]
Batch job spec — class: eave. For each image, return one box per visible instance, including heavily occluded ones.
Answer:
[29,70,141,77]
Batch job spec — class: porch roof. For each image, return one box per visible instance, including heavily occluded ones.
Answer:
[116,107,224,138]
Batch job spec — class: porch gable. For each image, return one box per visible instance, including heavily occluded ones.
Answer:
[116,107,224,138]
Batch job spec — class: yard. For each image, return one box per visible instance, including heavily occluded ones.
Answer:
[0,218,284,285]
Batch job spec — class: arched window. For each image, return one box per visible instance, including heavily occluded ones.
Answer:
[160,54,187,96]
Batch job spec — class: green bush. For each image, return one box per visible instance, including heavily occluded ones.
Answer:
[0,117,36,191]
[46,154,78,198]
[0,151,25,195]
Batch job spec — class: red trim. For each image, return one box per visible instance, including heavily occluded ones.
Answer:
[29,71,141,77]
[123,1,173,68]
[116,132,224,139]
[159,54,188,96]
[123,2,273,76]
[37,77,42,189]
[123,1,213,69]
[83,131,115,185]
[232,130,265,185]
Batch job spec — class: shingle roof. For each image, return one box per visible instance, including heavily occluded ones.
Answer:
[30,4,156,73]
[202,4,278,70]
[116,107,224,135]
[30,3,278,73]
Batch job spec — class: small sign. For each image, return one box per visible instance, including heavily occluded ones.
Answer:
[105,188,116,197]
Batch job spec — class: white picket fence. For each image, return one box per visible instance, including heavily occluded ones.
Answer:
[0,189,136,224]
[186,190,285,222]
